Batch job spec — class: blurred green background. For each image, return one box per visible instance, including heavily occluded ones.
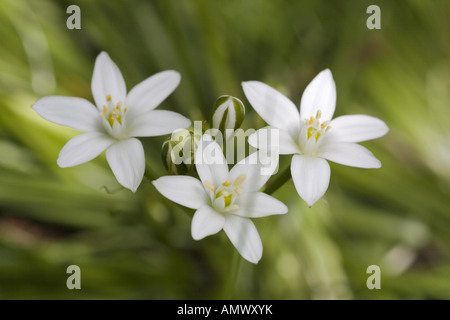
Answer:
[1,0,450,300]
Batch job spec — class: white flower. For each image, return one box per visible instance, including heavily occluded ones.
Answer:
[32,52,191,192]
[242,69,389,207]
[152,135,288,264]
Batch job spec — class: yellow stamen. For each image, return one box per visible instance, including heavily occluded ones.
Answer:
[307,127,314,139]
[308,117,314,125]
[222,180,231,187]
[215,190,231,200]
[204,181,215,191]
[315,132,321,142]
[316,110,322,119]
[232,174,246,187]
[321,120,330,129]
[102,105,107,115]
[106,94,112,102]
[107,113,115,127]
[223,193,232,207]
[235,187,243,195]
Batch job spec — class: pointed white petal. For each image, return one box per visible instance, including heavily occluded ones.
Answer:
[106,138,145,192]
[91,52,127,109]
[195,134,228,187]
[318,142,381,168]
[152,176,209,209]
[223,215,262,264]
[228,150,279,192]
[57,132,115,167]
[127,110,190,137]
[291,155,330,207]
[191,205,225,240]
[248,126,299,155]
[234,192,288,218]
[32,96,100,131]
[300,69,336,121]
[126,70,181,115]
[329,115,389,142]
[242,81,300,135]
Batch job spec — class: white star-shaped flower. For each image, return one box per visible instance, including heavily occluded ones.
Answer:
[32,52,191,192]
[243,69,389,207]
[153,135,288,264]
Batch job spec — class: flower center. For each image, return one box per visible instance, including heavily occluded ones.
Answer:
[304,110,331,142]
[203,174,246,213]
[101,94,128,128]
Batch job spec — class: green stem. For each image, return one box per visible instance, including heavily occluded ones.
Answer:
[264,166,291,195]
[222,249,242,299]
[144,166,158,181]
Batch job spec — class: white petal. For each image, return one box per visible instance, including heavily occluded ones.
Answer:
[223,215,262,264]
[242,81,300,135]
[152,176,209,209]
[127,110,191,137]
[228,150,279,192]
[329,115,389,142]
[291,155,330,207]
[278,128,301,154]
[91,52,127,109]
[106,138,145,192]
[195,134,228,187]
[126,70,181,115]
[234,192,288,218]
[300,69,336,121]
[32,96,100,131]
[191,206,225,240]
[318,142,381,168]
[248,126,299,155]
[57,132,115,167]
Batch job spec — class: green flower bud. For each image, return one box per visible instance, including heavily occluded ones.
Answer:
[161,129,199,175]
[210,95,245,132]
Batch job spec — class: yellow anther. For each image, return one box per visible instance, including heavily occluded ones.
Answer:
[107,114,114,127]
[316,110,322,119]
[321,120,330,129]
[109,110,122,125]
[305,109,330,142]
[102,105,107,115]
[204,181,215,191]
[223,193,232,207]
[222,180,231,187]
[232,174,246,187]
[307,127,314,139]
[106,94,112,102]
[216,190,231,200]
[315,132,321,141]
